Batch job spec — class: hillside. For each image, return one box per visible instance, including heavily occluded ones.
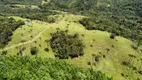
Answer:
[41,0,142,44]
[0,0,142,80]
[0,14,141,80]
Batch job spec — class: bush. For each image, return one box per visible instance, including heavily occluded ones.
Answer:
[110,33,116,39]
[47,17,56,23]
[95,55,101,62]
[121,61,131,68]
[138,71,142,75]
[50,31,84,59]
[30,47,38,55]
[1,51,7,55]
[44,48,49,52]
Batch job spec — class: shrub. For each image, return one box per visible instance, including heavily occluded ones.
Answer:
[138,71,142,75]
[121,73,124,77]
[103,55,106,58]
[87,61,91,65]
[30,47,38,55]
[95,55,101,62]
[1,51,7,55]
[44,48,49,52]
[110,33,116,39]
[121,61,131,67]
[47,17,56,23]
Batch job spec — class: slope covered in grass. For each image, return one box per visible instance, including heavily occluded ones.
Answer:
[0,14,142,80]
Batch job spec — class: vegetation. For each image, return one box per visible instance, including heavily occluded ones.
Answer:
[50,31,84,59]
[110,33,116,39]
[0,5,59,22]
[41,0,142,46]
[0,16,24,45]
[0,55,112,80]
[0,0,142,79]
[30,47,38,55]
[0,0,41,5]
[0,0,141,45]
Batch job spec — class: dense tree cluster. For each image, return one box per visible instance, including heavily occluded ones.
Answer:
[50,31,84,59]
[0,0,41,5]
[0,16,24,45]
[0,55,112,80]
[0,5,59,22]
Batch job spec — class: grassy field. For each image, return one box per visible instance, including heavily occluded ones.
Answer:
[0,14,142,80]
[42,0,50,5]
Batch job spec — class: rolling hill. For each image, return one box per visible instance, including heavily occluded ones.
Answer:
[0,0,142,80]
[0,14,141,80]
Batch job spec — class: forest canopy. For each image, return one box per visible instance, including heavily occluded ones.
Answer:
[0,0,41,5]
[0,55,112,80]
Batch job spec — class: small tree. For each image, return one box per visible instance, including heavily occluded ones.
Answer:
[44,48,49,52]
[2,50,7,55]
[110,33,116,39]
[30,47,38,55]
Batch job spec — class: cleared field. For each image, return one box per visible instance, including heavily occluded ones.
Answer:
[0,14,142,80]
